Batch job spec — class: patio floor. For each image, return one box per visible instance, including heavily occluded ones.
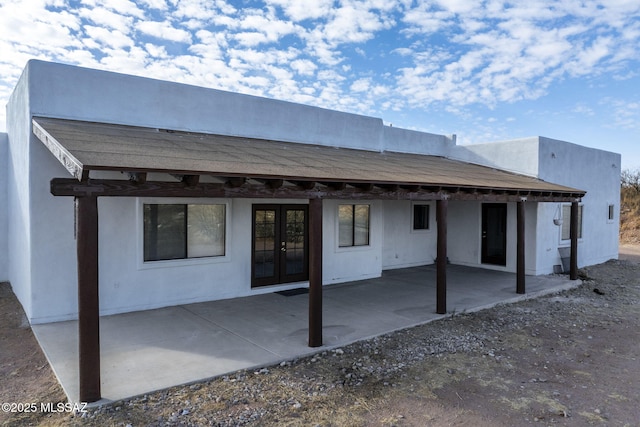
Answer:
[32,265,580,404]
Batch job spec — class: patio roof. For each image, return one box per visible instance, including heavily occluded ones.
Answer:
[33,116,585,201]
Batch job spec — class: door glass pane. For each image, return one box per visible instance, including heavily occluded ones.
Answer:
[187,204,225,257]
[255,209,276,279]
[354,205,370,246]
[144,204,186,261]
[285,209,305,275]
[486,206,505,258]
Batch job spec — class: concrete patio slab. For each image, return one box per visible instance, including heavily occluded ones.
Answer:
[32,265,580,404]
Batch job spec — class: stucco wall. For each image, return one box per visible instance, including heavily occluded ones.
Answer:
[27,193,385,322]
[26,60,452,155]
[6,63,34,318]
[447,201,539,275]
[382,126,454,156]
[0,132,8,280]
[449,138,541,177]
[535,138,620,272]
[452,136,620,274]
[382,200,437,269]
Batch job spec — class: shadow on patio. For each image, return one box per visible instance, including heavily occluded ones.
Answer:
[32,265,579,403]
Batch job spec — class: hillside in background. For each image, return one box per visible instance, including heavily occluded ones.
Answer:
[620,170,640,243]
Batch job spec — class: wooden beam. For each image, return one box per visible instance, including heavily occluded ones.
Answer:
[400,184,420,192]
[517,200,526,294]
[352,182,374,191]
[570,201,579,280]
[322,181,346,191]
[308,197,323,347]
[128,172,147,184]
[436,199,447,314]
[32,119,86,180]
[76,195,101,402]
[50,178,584,203]
[225,177,246,188]
[294,181,316,190]
[182,174,200,187]
[376,183,399,191]
[255,178,284,189]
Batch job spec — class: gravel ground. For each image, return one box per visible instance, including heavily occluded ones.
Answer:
[2,257,640,426]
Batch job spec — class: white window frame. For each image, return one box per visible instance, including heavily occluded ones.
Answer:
[337,204,371,249]
[560,203,583,243]
[137,198,231,269]
[607,203,616,224]
[410,202,432,234]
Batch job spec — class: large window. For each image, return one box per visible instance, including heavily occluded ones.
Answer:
[339,204,370,247]
[561,204,583,241]
[144,204,226,261]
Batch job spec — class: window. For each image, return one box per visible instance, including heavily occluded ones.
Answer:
[339,204,370,247]
[144,204,225,261]
[413,204,430,230]
[608,204,615,221]
[561,204,583,241]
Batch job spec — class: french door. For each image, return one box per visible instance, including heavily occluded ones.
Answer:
[252,204,309,287]
[481,203,507,266]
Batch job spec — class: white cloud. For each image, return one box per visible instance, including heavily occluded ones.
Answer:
[78,6,133,33]
[572,103,595,116]
[290,59,317,76]
[350,78,371,92]
[603,98,640,131]
[234,32,269,47]
[99,0,145,18]
[136,20,193,43]
[265,0,333,21]
[84,25,134,49]
[0,0,638,142]
[138,0,168,10]
[145,43,168,58]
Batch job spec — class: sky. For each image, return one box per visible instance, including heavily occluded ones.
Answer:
[1,0,639,169]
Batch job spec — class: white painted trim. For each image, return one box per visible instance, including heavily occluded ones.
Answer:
[409,201,434,234]
[136,197,233,270]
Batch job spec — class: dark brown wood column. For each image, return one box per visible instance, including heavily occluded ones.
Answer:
[570,201,579,280]
[76,195,101,402]
[516,200,526,294]
[308,197,323,347]
[436,199,448,314]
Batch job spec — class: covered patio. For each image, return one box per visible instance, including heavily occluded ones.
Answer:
[33,264,580,403]
[32,117,585,402]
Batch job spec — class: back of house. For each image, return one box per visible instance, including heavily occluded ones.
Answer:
[1,60,620,325]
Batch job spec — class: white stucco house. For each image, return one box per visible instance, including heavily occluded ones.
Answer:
[0,60,620,401]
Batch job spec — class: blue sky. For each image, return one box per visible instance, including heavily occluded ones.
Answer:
[1,0,639,169]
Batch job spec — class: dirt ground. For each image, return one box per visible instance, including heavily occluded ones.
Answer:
[1,249,639,426]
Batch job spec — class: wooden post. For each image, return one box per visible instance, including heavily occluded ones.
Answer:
[436,199,448,314]
[570,201,579,280]
[76,195,101,402]
[308,197,323,347]
[516,200,526,294]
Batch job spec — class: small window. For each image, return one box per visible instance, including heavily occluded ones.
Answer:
[561,204,583,241]
[608,204,615,221]
[413,204,430,230]
[144,204,226,261]
[339,204,370,247]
